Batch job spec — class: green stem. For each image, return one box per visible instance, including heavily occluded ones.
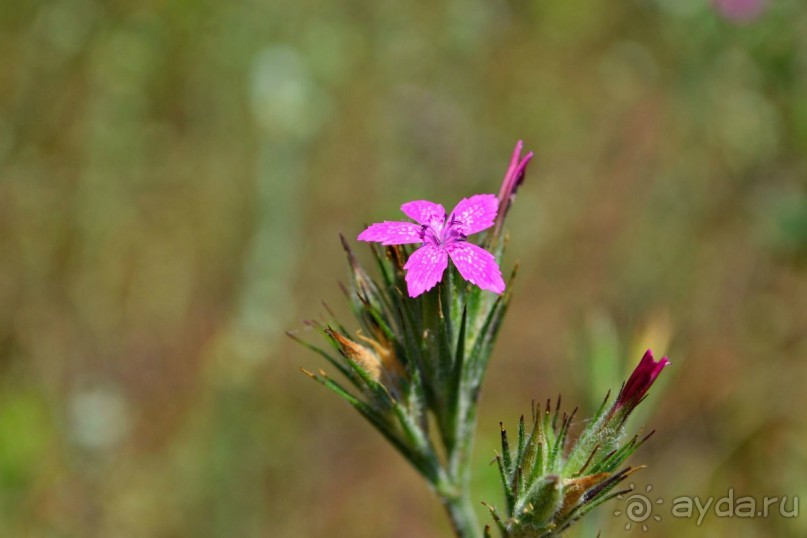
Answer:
[439,395,482,538]
[441,488,482,538]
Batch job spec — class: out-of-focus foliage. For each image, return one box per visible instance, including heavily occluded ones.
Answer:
[0,0,804,536]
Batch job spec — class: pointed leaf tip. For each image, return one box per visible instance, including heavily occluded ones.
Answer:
[640,429,657,445]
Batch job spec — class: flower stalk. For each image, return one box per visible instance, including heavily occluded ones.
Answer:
[291,141,670,537]
[294,244,513,536]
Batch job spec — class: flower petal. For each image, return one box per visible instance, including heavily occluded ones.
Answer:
[616,349,670,411]
[496,141,533,225]
[448,194,499,236]
[401,200,446,227]
[403,244,448,297]
[358,221,422,245]
[447,242,505,294]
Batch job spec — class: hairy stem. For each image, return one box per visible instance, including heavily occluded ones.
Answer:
[438,394,482,538]
[441,488,482,538]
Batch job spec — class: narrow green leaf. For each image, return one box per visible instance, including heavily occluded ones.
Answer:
[516,414,526,468]
[589,432,648,474]
[549,407,577,472]
[500,423,513,477]
[357,293,397,343]
[465,293,506,385]
[482,501,508,536]
[287,331,352,380]
[495,452,515,515]
[446,306,468,433]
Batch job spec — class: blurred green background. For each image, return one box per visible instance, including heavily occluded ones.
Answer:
[1,0,806,536]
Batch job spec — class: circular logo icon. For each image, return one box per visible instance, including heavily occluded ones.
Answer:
[613,483,664,532]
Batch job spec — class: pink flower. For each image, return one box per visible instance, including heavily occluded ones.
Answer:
[615,349,670,411]
[713,0,767,22]
[358,195,505,297]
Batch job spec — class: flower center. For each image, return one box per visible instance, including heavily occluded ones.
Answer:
[421,216,466,248]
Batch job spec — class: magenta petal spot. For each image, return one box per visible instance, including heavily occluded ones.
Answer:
[403,244,448,297]
[401,200,446,227]
[358,221,422,245]
[447,242,505,294]
[448,194,499,236]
